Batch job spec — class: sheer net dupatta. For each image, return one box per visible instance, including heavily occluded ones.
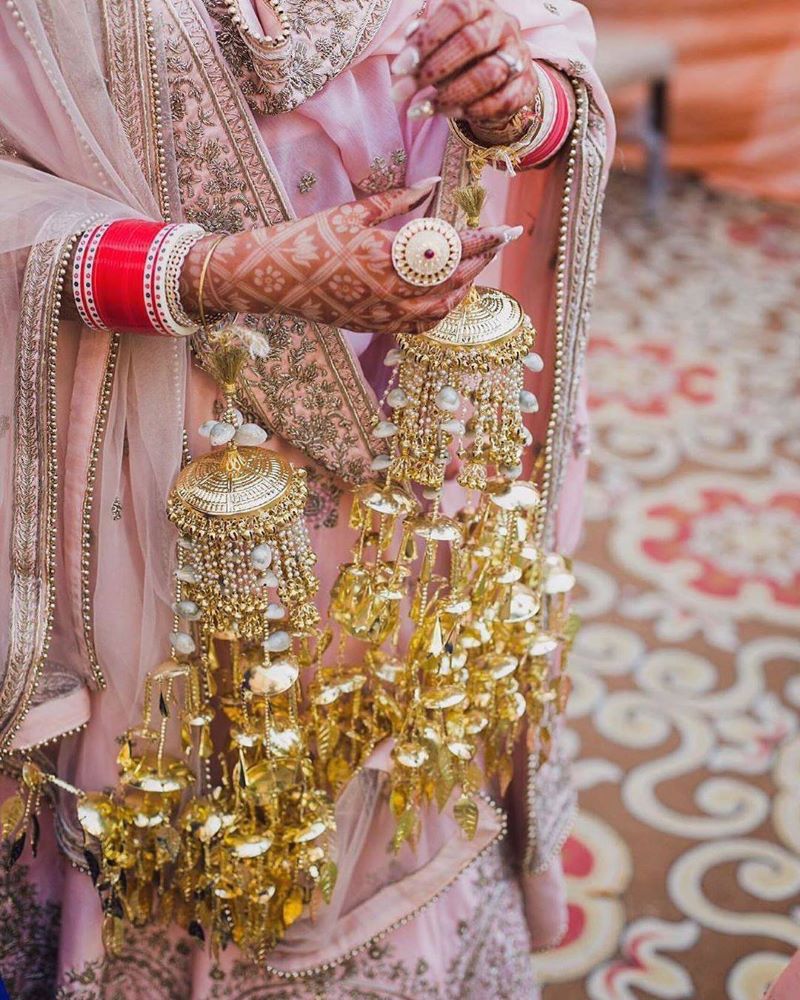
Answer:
[0,0,187,753]
[266,742,505,976]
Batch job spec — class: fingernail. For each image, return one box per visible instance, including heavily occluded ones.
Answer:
[391,77,417,103]
[504,225,524,243]
[408,98,435,119]
[391,46,420,77]
[404,18,422,39]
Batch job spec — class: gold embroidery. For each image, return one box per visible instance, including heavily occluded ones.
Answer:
[164,0,381,484]
[0,236,73,749]
[111,497,123,522]
[205,0,392,116]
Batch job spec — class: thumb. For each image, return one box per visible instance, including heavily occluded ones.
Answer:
[360,176,441,226]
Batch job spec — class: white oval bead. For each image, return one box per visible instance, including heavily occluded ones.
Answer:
[231,408,244,428]
[501,463,523,480]
[235,423,268,446]
[266,630,291,652]
[373,420,398,439]
[371,454,391,472]
[266,603,285,620]
[521,427,533,446]
[251,544,272,569]
[170,631,196,655]
[177,536,194,551]
[174,599,201,620]
[386,388,409,409]
[441,418,466,435]
[523,352,544,373]
[174,564,200,584]
[262,569,280,588]
[519,390,539,414]
[209,421,236,446]
[422,487,440,500]
[435,386,460,412]
[199,420,217,438]
[383,348,404,366]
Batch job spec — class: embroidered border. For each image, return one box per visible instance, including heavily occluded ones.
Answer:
[0,238,69,748]
[207,0,392,116]
[165,0,380,483]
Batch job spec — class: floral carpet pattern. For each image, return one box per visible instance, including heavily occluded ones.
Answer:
[540,177,800,1000]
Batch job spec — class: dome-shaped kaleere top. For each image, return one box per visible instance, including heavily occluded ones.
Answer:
[397,286,534,375]
[168,445,308,536]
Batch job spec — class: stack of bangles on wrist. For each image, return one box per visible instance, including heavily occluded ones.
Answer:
[450,61,573,171]
[72,219,212,337]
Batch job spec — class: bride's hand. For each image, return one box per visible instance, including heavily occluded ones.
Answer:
[392,0,537,128]
[180,179,520,335]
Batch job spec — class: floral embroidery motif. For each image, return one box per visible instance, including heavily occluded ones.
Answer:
[357,149,408,194]
[297,171,317,194]
[111,497,123,521]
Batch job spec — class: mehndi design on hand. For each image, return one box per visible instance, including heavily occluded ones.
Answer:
[180,180,519,335]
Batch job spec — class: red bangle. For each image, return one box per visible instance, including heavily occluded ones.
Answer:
[91,220,166,334]
[73,220,206,337]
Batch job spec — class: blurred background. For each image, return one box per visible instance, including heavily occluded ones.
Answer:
[539,3,800,998]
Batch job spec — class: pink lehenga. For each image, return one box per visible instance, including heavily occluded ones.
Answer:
[0,1,612,996]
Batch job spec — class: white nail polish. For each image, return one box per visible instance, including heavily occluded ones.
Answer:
[391,77,417,103]
[408,99,435,119]
[404,18,422,39]
[504,225,524,242]
[391,46,420,77]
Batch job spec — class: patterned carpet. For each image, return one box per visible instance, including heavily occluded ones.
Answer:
[539,176,800,1000]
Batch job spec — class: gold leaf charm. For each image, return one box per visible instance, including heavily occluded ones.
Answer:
[282,888,304,927]
[453,795,478,839]
[0,793,25,840]
[319,860,338,904]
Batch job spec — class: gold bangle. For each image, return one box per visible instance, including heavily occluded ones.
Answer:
[197,233,228,333]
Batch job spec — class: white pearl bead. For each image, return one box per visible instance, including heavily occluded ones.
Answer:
[266,603,285,620]
[519,390,539,413]
[524,352,544,373]
[261,570,280,588]
[501,464,523,480]
[199,420,217,437]
[422,487,440,500]
[234,423,268,446]
[373,420,398,439]
[383,348,404,366]
[441,418,466,435]
[170,631,196,655]
[386,388,409,409]
[174,564,200,584]
[209,421,236,446]
[177,536,194,550]
[522,427,533,446]
[251,543,272,568]
[371,454,391,471]
[174,599,201,620]
[266,630,290,652]
[435,386,460,412]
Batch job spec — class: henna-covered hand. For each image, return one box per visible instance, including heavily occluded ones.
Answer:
[180,179,519,335]
[391,0,538,129]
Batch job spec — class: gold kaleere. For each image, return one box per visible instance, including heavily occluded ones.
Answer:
[1,164,581,962]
